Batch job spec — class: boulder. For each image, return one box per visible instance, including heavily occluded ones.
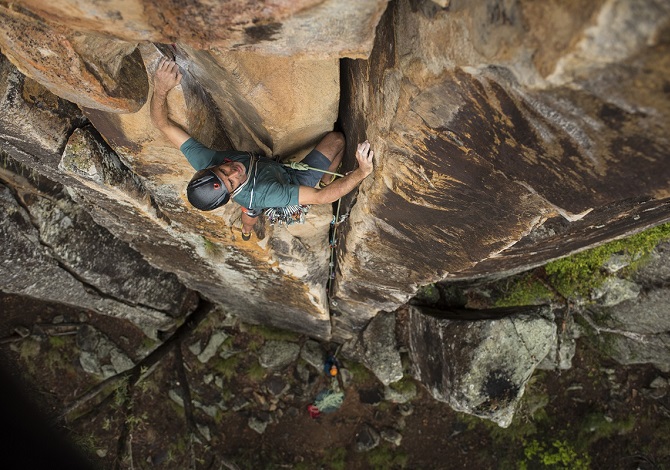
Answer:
[587,288,670,369]
[258,340,300,370]
[197,331,229,364]
[597,288,670,335]
[359,311,403,386]
[384,381,417,404]
[355,425,380,452]
[633,241,670,284]
[408,305,556,427]
[77,325,135,377]
[591,278,641,307]
[300,340,326,371]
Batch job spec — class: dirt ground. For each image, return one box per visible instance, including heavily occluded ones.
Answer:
[1,291,670,470]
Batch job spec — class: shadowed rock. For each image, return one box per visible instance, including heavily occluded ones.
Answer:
[408,305,556,427]
[0,182,183,337]
[0,53,84,158]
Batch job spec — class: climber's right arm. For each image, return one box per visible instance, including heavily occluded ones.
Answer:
[150,59,191,149]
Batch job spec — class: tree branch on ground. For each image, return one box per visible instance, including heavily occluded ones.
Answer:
[56,300,216,423]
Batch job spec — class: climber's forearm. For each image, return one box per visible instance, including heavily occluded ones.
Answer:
[149,90,170,130]
[298,140,375,205]
[150,58,191,149]
[298,167,369,205]
[150,91,191,149]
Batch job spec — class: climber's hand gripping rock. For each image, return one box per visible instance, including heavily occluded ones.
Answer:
[154,59,182,96]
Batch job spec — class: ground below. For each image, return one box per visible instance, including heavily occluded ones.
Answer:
[1,292,669,470]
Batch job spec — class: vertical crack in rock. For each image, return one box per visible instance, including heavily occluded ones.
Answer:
[156,43,234,152]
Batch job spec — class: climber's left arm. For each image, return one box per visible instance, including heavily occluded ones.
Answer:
[150,59,191,149]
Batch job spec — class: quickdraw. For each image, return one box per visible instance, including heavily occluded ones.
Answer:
[263,204,310,226]
[327,198,343,301]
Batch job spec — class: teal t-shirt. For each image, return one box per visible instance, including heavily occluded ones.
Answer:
[180,138,300,209]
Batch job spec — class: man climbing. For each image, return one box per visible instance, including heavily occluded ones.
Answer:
[150,58,374,240]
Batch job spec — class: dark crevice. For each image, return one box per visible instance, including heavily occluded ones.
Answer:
[329,2,398,306]
[60,115,91,157]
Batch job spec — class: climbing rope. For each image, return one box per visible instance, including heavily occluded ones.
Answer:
[327,198,342,302]
[313,388,345,413]
[283,161,344,178]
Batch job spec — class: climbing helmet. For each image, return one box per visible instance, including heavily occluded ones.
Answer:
[187,168,230,211]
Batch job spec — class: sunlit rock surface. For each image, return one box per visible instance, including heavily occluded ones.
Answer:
[0,4,147,113]
[11,0,388,57]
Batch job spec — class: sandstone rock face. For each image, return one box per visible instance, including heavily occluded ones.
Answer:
[0,4,148,113]
[13,0,388,57]
[333,0,670,332]
[77,44,339,340]
[59,117,335,339]
[0,39,338,338]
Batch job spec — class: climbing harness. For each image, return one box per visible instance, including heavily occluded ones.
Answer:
[262,161,345,230]
[253,156,349,302]
[259,160,344,226]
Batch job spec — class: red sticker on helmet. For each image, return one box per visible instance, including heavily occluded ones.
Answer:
[213,183,221,189]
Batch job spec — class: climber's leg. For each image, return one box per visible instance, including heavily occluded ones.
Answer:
[314,131,344,186]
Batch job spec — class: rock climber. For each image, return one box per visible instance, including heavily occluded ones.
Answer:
[150,58,374,240]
